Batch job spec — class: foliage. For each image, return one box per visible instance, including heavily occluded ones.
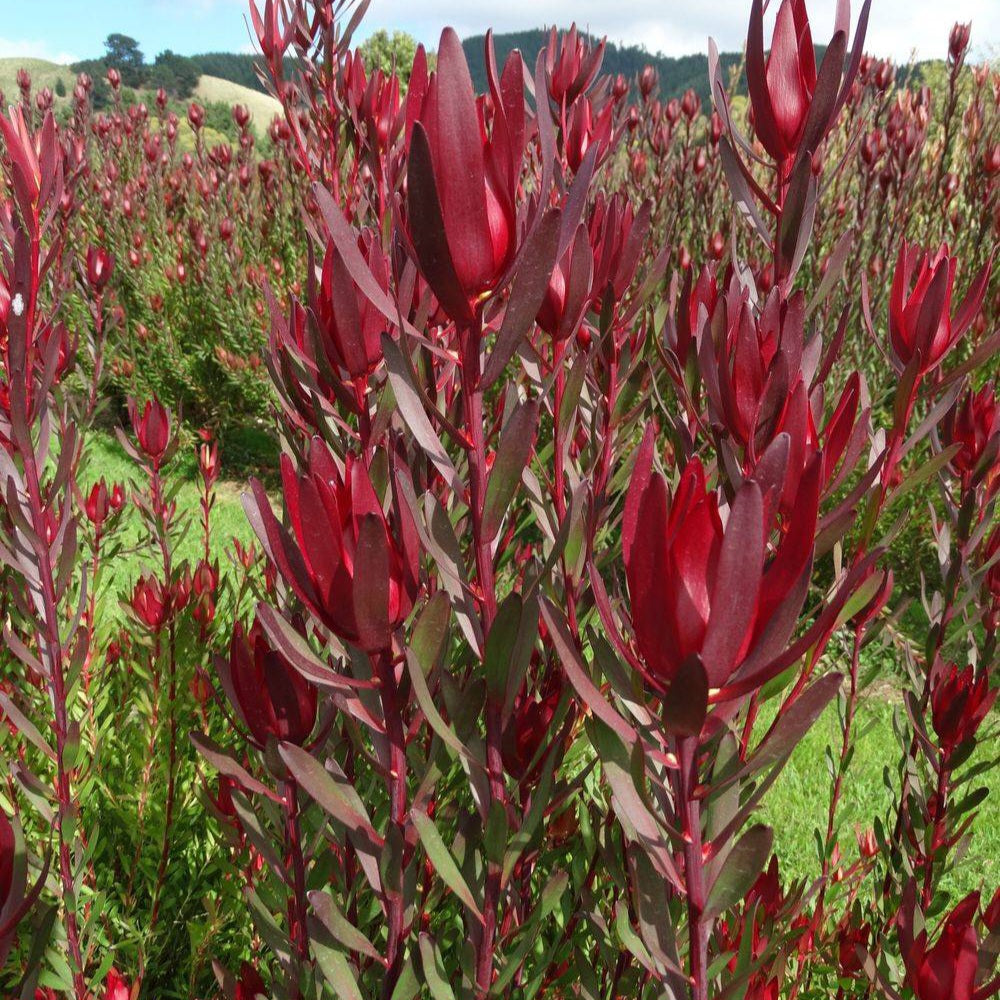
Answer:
[0,3,997,1000]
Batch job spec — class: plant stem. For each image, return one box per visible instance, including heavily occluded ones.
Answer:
[677,737,708,1000]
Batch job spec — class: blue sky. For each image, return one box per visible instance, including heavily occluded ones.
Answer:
[1,0,997,65]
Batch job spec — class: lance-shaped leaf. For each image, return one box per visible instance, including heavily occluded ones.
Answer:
[308,890,383,963]
[405,649,483,766]
[482,208,562,390]
[411,807,484,923]
[418,933,458,1000]
[482,398,539,541]
[189,732,282,802]
[745,672,843,775]
[383,334,461,493]
[279,742,383,852]
[588,718,684,892]
[541,598,636,743]
[704,824,774,920]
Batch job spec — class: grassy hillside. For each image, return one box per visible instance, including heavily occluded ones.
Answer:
[194,74,281,130]
[0,56,76,102]
[0,58,279,137]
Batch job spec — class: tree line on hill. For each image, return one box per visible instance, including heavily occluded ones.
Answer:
[73,27,951,111]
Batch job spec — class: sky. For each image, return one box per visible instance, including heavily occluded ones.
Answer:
[0,0,997,67]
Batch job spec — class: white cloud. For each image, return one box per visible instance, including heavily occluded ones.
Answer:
[0,36,78,65]
[359,0,999,62]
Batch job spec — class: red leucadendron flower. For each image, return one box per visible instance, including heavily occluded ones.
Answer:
[940,381,999,483]
[128,397,172,468]
[216,617,318,749]
[622,425,820,697]
[901,892,981,1000]
[888,242,992,374]
[746,0,870,167]
[247,437,421,652]
[404,28,525,324]
[929,662,997,752]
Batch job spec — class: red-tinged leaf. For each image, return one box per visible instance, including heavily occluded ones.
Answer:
[587,718,685,892]
[278,742,384,850]
[777,156,816,284]
[255,603,374,693]
[833,0,872,120]
[719,138,773,241]
[661,655,709,738]
[189,731,282,802]
[382,335,461,493]
[353,514,392,652]
[0,694,54,761]
[887,444,961,505]
[747,673,843,774]
[419,932,459,1000]
[745,0,785,159]
[308,890,384,963]
[558,144,599,261]
[411,808,484,924]
[702,481,763,686]
[541,598,636,744]
[912,261,951,360]
[795,30,847,159]
[482,208,562,390]
[424,28,492,283]
[622,424,657,567]
[405,123,474,325]
[404,649,482,766]
[313,184,403,331]
[951,253,993,339]
[482,398,539,541]
[704,824,773,920]
[409,591,451,673]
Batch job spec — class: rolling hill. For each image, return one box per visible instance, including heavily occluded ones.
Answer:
[0,58,279,136]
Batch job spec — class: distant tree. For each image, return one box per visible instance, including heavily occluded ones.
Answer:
[104,33,145,88]
[54,77,67,98]
[148,49,200,98]
[360,29,420,84]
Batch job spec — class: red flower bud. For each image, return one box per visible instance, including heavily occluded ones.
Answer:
[929,662,996,751]
[404,30,524,321]
[940,382,999,481]
[129,397,172,467]
[502,669,564,784]
[902,892,981,1000]
[130,573,169,631]
[544,24,605,107]
[86,245,113,293]
[248,438,421,652]
[235,962,268,1000]
[216,617,318,748]
[623,427,818,692]
[638,66,657,99]
[199,440,220,486]
[314,230,393,379]
[949,23,971,64]
[889,242,991,373]
[746,0,868,165]
[102,969,130,1000]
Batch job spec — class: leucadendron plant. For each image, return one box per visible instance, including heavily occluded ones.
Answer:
[0,0,997,996]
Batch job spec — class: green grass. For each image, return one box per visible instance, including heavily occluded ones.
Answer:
[764,692,1000,899]
[0,56,77,101]
[80,431,257,630]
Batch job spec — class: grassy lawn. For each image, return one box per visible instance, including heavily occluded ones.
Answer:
[764,693,999,899]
